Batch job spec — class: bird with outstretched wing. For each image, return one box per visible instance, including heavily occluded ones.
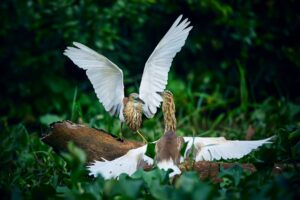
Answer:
[64,15,192,142]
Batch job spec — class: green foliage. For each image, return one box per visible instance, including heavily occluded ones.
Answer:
[237,61,249,112]
[145,142,156,159]
[0,124,68,198]
[1,0,300,199]
[180,141,189,157]
[1,122,300,199]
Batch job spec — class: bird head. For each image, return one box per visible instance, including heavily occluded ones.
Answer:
[129,93,145,104]
[157,90,173,101]
[157,90,174,110]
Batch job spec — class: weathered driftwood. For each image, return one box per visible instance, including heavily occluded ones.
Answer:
[42,121,259,181]
[42,120,143,162]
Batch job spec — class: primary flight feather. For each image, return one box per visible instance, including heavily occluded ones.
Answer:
[64,15,192,140]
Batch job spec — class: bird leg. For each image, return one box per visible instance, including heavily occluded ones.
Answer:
[136,130,148,143]
[119,122,124,141]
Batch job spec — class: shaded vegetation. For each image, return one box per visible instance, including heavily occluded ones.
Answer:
[0,0,299,199]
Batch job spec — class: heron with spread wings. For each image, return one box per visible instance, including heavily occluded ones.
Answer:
[64,15,192,142]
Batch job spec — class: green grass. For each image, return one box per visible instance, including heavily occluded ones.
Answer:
[0,122,299,199]
[1,76,300,199]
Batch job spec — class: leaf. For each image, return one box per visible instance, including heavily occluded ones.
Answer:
[145,143,156,159]
[118,174,143,199]
[39,114,64,125]
[132,168,169,186]
[219,165,245,187]
[175,171,199,192]
[180,141,188,157]
[291,141,300,160]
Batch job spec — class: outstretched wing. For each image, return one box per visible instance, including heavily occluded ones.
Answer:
[139,15,193,118]
[87,145,153,179]
[183,137,274,161]
[64,42,124,117]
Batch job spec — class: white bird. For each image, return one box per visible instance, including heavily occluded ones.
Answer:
[87,136,273,179]
[64,15,192,141]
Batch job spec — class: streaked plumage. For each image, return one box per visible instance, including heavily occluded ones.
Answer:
[123,94,143,131]
[64,15,192,135]
[156,90,183,170]
[161,90,177,133]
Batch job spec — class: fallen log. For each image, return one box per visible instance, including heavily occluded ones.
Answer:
[42,120,143,162]
[42,120,259,181]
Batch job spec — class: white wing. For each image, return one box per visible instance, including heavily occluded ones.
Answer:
[64,42,125,118]
[87,145,153,179]
[139,15,193,118]
[183,137,274,161]
[87,143,181,179]
[87,136,273,179]
[157,159,181,178]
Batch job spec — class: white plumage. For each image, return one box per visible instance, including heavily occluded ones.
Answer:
[156,159,181,177]
[87,145,153,179]
[64,42,125,119]
[139,15,192,117]
[64,15,192,121]
[87,136,273,179]
[183,136,274,161]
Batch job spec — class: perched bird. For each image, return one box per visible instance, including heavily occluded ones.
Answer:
[64,15,192,142]
[155,90,183,175]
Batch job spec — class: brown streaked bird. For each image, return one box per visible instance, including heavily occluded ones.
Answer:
[122,93,143,132]
[161,90,177,133]
[63,16,192,142]
[155,90,184,166]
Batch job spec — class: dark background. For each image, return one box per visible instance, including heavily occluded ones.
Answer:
[1,0,299,132]
[1,0,300,199]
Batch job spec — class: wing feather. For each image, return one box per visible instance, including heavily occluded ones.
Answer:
[87,145,153,179]
[183,137,274,161]
[64,42,125,118]
[139,15,193,118]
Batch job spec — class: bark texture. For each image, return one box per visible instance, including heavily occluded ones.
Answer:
[42,121,143,162]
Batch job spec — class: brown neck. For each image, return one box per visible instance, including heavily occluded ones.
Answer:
[162,91,176,133]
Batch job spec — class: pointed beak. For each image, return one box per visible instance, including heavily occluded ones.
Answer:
[156,91,163,96]
[137,97,145,104]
